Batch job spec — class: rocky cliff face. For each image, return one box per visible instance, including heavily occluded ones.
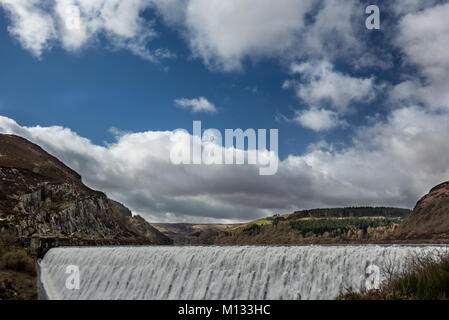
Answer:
[394,181,449,240]
[0,134,172,255]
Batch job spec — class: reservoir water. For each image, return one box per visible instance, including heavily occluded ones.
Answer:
[38,245,446,300]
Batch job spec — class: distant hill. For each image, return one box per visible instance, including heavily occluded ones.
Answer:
[0,134,172,257]
[153,223,234,245]
[158,207,411,245]
[288,207,411,219]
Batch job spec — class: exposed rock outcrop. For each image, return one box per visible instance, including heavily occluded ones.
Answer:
[394,181,449,240]
[0,134,172,256]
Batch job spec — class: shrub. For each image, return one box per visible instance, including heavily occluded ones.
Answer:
[0,229,17,245]
[388,252,449,299]
[1,249,36,275]
[341,251,449,300]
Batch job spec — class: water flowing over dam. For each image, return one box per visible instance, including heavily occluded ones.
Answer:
[38,245,445,300]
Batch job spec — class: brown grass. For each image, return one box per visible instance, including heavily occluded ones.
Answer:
[340,250,449,300]
[1,249,36,275]
[0,241,37,300]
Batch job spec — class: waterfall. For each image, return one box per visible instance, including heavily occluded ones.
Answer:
[38,245,446,300]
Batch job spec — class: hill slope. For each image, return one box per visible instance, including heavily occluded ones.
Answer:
[394,181,449,240]
[153,223,234,245]
[0,134,172,256]
[160,207,410,245]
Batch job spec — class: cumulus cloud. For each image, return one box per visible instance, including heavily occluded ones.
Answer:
[281,60,377,130]
[0,0,386,70]
[181,0,314,70]
[178,0,392,71]
[174,97,217,113]
[297,0,362,62]
[0,0,174,62]
[287,61,377,113]
[397,3,449,81]
[176,0,377,71]
[389,2,449,111]
[143,0,370,71]
[389,0,441,16]
[1,112,448,223]
[294,108,346,132]
[0,0,56,57]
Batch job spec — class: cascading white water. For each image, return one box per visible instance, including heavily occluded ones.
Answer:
[39,245,446,300]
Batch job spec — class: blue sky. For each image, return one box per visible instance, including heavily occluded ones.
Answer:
[0,0,448,223]
[0,7,296,151]
[0,2,385,159]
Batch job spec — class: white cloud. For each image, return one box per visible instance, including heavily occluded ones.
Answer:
[150,0,186,26]
[173,0,375,71]
[181,0,314,70]
[0,0,383,70]
[0,0,174,62]
[174,0,381,71]
[298,0,360,61]
[396,3,449,81]
[0,0,56,57]
[1,112,449,223]
[288,61,377,113]
[389,79,449,112]
[390,0,440,16]
[174,97,217,113]
[389,3,449,112]
[294,108,346,132]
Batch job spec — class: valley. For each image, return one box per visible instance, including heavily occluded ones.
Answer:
[154,207,411,245]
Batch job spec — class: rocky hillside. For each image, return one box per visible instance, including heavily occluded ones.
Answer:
[394,181,449,240]
[0,134,171,256]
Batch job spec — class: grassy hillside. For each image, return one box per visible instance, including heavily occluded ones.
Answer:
[181,207,411,245]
